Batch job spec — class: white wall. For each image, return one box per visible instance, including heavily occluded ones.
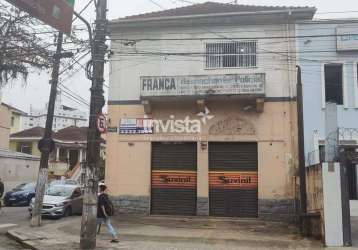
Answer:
[0,157,39,193]
[109,23,297,101]
[322,162,344,247]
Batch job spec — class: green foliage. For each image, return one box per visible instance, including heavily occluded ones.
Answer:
[0,3,51,86]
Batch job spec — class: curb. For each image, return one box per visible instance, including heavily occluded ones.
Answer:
[7,230,38,250]
[0,224,17,234]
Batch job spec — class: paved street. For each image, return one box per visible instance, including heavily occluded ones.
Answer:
[0,207,29,226]
[6,214,325,250]
[2,207,358,249]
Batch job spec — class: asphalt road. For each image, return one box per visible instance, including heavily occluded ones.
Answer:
[0,206,30,249]
[0,206,30,226]
[0,206,63,250]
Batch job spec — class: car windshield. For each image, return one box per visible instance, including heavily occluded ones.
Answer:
[46,186,74,197]
[14,183,35,191]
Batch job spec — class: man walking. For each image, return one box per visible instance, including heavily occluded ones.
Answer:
[0,178,4,210]
[97,184,119,243]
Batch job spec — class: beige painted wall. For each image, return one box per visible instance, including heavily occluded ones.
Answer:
[10,112,21,134]
[106,140,151,196]
[0,104,10,149]
[106,100,298,201]
[9,141,41,156]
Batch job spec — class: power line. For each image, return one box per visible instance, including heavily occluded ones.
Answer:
[148,0,166,9]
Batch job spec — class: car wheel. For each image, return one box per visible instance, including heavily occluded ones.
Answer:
[63,207,72,217]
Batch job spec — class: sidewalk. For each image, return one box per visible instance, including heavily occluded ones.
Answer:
[7,215,326,250]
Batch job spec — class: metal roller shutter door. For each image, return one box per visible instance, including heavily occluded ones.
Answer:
[151,142,197,215]
[209,142,258,217]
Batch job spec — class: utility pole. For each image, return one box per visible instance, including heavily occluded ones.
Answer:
[80,0,107,249]
[296,66,308,234]
[31,32,71,226]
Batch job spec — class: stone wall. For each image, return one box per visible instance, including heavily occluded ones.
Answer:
[111,195,150,215]
[258,199,296,222]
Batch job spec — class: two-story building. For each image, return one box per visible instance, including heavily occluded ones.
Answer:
[298,20,358,199]
[106,2,316,220]
[10,126,105,178]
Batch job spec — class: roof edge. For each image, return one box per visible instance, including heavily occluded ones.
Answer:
[110,7,316,27]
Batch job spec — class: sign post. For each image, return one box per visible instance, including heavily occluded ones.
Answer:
[5,0,75,35]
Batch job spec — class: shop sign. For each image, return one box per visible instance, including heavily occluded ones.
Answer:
[337,26,358,52]
[140,73,265,97]
[6,0,75,35]
[107,127,118,133]
[209,172,258,189]
[119,118,153,134]
[152,171,197,188]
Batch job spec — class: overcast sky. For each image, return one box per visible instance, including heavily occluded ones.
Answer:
[1,0,358,113]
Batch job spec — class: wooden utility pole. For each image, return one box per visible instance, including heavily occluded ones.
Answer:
[31,32,64,227]
[80,0,107,249]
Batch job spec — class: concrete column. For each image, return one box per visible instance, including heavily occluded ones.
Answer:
[66,149,70,165]
[56,147,60,162]
[197,141,209,216]
[79,149,83,163]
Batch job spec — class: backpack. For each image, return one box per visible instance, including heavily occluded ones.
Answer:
[103,194,115,216]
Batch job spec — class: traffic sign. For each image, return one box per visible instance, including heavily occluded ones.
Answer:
[96,114,107,134]
[6,0,75,35]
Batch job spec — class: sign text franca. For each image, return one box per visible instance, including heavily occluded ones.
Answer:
[142,77,176,91]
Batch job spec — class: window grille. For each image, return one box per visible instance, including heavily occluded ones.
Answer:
[206,41,257,68]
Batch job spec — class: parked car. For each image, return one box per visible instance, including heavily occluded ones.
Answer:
[4,182,36,206]
[29,184,83,218]
[49,179,79,186]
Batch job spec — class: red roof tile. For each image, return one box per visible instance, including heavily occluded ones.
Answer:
[120,1,313,20]
[10,126,106,144]
[10,127,45,138]
[54,126,88,141]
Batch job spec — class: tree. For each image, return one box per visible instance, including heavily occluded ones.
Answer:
[0,2,89,87]
[0,3,51,85]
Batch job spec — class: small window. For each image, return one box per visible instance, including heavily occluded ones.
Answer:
[206,41,257,69]
[11,117,14,126]
[29,123,33,126]
[325,64,343,105]
[17,142,32,155]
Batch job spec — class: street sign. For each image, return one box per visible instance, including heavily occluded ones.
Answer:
[96,114,107,134]
[6,0,75,35]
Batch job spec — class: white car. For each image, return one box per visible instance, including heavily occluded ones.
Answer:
[29,185,83,218]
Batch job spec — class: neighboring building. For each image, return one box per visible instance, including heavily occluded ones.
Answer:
[298,20,358,196]
[0,148,40,193]
[10,126,104,177]
[22,94,88,132]
[106,2,316,220]
[0,103,11,149]
[1,103,27,134]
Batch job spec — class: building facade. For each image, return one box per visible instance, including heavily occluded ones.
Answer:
[106,2,316,220]
[0,148,40,193]
[298,20,358,197]
[1,103,27,134]
[22,94,88,132]
[0,102,11,149]
[9,126,105,177]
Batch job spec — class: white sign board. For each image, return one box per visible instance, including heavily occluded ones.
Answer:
[337,26,358,52]
[119,118,153,134]
[140,74,265,97]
